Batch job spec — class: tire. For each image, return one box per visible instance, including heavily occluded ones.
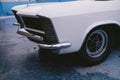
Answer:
[79,29,111,66]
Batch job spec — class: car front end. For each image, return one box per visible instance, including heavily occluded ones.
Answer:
[12,3,72,54]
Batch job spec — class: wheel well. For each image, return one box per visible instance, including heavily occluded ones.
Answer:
[90,24,120,48]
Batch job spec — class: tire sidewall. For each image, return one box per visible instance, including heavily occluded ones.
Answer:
[80,28,111,65]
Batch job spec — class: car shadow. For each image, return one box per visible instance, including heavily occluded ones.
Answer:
[39,51,86,67]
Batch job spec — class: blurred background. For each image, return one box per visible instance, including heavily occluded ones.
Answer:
[0,0,72,16]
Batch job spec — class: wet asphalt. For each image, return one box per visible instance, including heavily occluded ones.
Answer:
[0,17,120,80]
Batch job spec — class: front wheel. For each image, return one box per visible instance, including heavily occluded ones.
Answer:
[80,29,111,66]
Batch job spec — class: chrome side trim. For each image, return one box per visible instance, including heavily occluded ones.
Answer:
[38,42,71,49]
[25,27,45,35]
[17,28,43,41]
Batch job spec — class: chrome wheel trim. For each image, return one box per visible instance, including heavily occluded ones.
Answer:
[86,30,108,58]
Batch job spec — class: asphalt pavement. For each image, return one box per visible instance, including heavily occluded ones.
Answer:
[0,17,120,80]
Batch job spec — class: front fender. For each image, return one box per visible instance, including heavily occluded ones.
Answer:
[51,17,120,54]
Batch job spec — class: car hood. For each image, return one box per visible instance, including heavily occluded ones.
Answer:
[15,1,120,18]
[15,2,62,17]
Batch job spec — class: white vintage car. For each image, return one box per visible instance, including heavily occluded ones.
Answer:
[12,0,120,65]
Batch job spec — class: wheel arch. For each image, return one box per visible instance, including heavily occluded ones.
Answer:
[80,21,120,51]
[86,21,120,36]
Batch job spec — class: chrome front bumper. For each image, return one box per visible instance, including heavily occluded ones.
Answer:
[17,28,71,49]
[38,42,71,49]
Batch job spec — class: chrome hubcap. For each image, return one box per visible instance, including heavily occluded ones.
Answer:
[86,30,108,58]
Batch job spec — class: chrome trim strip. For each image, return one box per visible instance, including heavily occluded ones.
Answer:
[17,28,43,41]
[13,22,45,35]
[38,42,71,49]
[25,27,45,35]
[13,22,20,26]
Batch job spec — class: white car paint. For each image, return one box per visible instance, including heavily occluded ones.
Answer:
[12,0,120,54]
